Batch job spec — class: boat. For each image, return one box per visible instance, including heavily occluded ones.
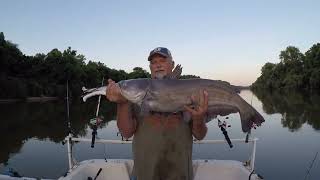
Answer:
[58,135,262,180]
[0,134,263,180]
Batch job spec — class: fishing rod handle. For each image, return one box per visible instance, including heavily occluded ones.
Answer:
[221,127,233,148]
[91,130,97,148]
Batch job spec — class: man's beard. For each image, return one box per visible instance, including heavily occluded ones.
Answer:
[154,72,167,79]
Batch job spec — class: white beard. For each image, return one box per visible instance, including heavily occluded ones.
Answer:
[154,72,166,79]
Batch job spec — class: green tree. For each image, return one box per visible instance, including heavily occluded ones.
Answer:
[0,32,201,99]
[252,44,320,92]
[305,43,320,90]
[180,74,200,79]
[128,67,150,79]
[0,32,5,46]
[279,46,304,66]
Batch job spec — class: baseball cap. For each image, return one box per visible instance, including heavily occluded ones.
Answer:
[148,47,172,61]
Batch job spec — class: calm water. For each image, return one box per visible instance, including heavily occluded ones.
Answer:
[0,90,319,179]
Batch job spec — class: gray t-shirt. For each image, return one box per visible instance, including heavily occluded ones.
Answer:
[131,104,193,180]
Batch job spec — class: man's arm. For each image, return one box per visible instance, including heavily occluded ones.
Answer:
[184,90,209,140]
[116,102,137,139]
[106,79,137,139]
[191,117,207,140]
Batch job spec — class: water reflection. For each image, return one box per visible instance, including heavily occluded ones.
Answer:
[0,99,116,164]
[252,89,320,131]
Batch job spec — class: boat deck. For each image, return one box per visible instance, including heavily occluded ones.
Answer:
[57,159,261,180]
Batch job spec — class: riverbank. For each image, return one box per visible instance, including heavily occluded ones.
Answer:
[0,97,59,103]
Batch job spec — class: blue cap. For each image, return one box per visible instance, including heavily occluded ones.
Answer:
[148,47,172,61]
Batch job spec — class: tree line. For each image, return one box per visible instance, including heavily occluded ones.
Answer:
[252,43,320,92]
[0,32,199,99]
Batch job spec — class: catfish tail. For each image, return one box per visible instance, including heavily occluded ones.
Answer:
[239,106,265,133]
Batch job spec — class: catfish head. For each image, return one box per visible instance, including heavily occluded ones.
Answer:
[118,79,150,105]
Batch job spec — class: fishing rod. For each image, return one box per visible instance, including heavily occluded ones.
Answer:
[245,131,251,143]
[303,151,318,180]
[246,92,254,143]
[91,78,104,148]
[65,80,76,170]
[218,119,233,148]
[246,123,258,143]
[66,81,72,134]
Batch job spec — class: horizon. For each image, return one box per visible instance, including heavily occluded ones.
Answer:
[1,0,320,86]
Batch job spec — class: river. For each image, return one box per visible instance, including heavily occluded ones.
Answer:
[0,90,319,179]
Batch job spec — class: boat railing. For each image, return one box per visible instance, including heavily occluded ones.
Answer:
[64,134,258,173]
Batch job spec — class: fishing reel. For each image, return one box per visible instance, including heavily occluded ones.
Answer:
[89,116,104,127]
[90,116,105,148]
[218,119,231,129]
[251,123,257,129]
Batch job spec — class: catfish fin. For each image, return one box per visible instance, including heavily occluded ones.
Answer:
[167,64,182,79]
[207,105,239,117]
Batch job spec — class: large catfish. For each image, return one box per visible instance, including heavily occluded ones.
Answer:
[82,77,264,133]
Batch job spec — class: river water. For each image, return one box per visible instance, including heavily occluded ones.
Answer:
[0,90,319,179]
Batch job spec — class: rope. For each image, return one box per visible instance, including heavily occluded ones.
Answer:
[248,170,254,180]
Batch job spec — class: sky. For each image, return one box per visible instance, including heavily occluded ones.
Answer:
[1,0,320,86]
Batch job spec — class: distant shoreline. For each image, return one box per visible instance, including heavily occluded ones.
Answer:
[237,86,251,90]
[230,85,251,93]
[0,97,59,103]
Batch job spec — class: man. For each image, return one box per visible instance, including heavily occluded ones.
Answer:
[106,47,208,180]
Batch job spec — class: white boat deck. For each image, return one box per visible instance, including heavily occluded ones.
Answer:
[57,159,260,180]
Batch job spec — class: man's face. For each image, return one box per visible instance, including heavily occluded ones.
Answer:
[149,54,174,79]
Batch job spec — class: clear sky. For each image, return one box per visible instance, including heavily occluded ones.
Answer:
[1,0,320,85]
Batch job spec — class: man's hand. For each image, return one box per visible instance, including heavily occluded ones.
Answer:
[106,79,128,104]
[184,90,208,122]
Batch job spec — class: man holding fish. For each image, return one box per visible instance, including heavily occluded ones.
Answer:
[106,47,208,180]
